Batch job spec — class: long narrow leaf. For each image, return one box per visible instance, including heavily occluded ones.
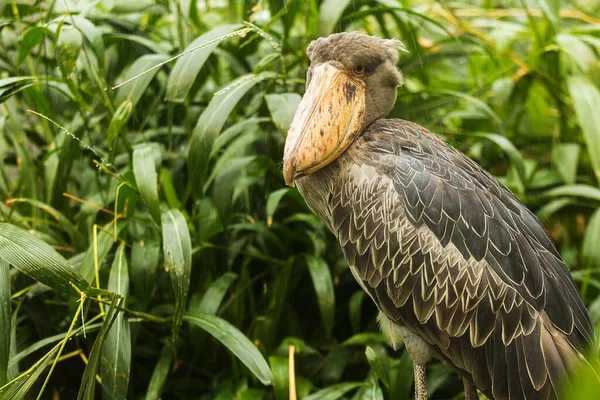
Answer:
[568,76,600,182]
[101,244,131,400]
[306,255,335,337]
[0,259,9,386]
[162,209,192,341]
[145,344,172,400]
[188,72,275,195]
[133,144,161,224]
[183,312,273,385]
[0,223,88,293]
[166,24,243,102]
[78,296,121,400]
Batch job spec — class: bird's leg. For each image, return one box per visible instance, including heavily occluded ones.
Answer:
[462,378,478,400]
[414,363,427,400]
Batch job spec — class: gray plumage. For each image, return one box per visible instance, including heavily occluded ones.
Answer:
[288,32,597,399]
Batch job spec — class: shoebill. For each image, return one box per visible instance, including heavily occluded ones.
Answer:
[282,32,596,399]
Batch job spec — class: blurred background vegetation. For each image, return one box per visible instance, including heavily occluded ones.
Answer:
[1,0,600,398]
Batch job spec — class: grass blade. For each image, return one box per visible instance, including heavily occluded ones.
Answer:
[130,237,160,306]
[183,312,273,385]
[552,143,580,184]
[266,188,290,227]
[107,100,133,150]
[541,184,600,202]
[78,296,122,400]
[188,72,275,196]
[303,382,364,400]
[0,223,88,293]
[101,243,131,400]
[568,76,600,182]
[133,144,161,224]
[0,259,9,386]
[318,0,351,36]
[365,347,389,388]
[196,272,238,315]
[79,222,126,284]
[145,344,172,400]
[56,25,83,78]
[115,54,170,107]
[165,24,243,103]
[0,347,58,398]
[162,209,192,341]
[265,93,301,134]
[306,255,335,338]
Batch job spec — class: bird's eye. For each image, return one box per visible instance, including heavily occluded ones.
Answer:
[354,65,365,75]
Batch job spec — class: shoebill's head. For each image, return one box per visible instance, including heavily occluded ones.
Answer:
[283,32,406,186]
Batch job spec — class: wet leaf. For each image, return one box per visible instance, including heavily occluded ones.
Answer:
[133,144,161,224]
[162,209,192,341]
[166,24,243,103]
[145,344,172,400]
[265,93,301,134]
[306,255,335,337]
[0,223,88,293]
[188,72,275,196]
[0,260,9,386]
[568,76,600,182]
[183,312,273,385]
[303,382,364,400]
[107,100,133,150]
[56,25,83,78]
[101,244,131,400]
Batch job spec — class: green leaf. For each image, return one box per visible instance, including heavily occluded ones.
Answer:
[162,209,192,341]
[342,333,387,347]
[130,237,160,306]
[0,346,58,398]
[438,90,504,133]
[188,72,275,196]
[78,297,122,400]
[318,0,351,36]
[79,222,126,284]
[365,347,390,388]
[0,259,9,386]
[541,184,600,202]
[195,272,238,315]
[349,290,365,334]
[306,255,335,338]
[582,208,600,269]
[212,156,256,225]
[56,25,83,78]
[535,0,559,27]
[145,344,172,400]
[165,24,243,103]
[115,54,170,108]
[558,34,595,73]
[19,26,49,64]
[266,188,290,227]
[470,132,527,184]
[133,144,161,224]
[269,356,289,400]
[303,382,364,400]
[265,93,301,134]
[183,312,273,385]
[568,76,600,182]
[0,223,88,293]
[101,244,131,400]
[107,100,133,150]
[70,16,105,62]
[552,143,580,184]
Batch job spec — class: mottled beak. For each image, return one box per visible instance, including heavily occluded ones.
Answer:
[283,63,366,187]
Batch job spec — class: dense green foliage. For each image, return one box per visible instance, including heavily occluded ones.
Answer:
[2,0,600,398]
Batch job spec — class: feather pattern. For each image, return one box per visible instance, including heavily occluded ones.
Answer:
[295,118,596,400]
